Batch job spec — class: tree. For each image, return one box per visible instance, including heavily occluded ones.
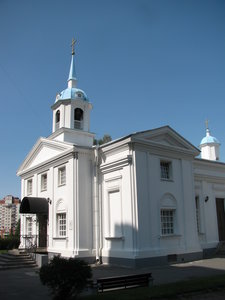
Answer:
[39,256,92,299]
[94,134,112,146]
[15,219,20,238]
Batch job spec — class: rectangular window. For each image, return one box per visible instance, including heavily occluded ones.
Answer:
[26,217,32,236]
[27,179,33,195]
[195,196,200,233]
[57,213,66,237]
[58,166,66,186]
[41,173,47,191]
[161,209,175,235]
[160,161,172,180]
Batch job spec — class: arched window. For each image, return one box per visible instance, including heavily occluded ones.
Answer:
[74,108,83,129]
[55,110,60,130]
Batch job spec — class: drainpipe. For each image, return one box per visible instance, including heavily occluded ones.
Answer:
[94,146,100,263]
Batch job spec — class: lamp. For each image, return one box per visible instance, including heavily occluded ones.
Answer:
[205,196,209,202]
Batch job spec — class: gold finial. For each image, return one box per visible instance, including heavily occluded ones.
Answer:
[71,38,76,55]
[205,119,209,129]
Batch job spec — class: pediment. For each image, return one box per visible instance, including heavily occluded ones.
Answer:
[132,126,199,155]
[17,137,74,174]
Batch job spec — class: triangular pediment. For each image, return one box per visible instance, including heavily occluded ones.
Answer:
[17,137,74,174]
[132,126,200,155]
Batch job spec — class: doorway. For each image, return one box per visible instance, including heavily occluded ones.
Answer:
[216,198,225,241]
[38,214,48,248]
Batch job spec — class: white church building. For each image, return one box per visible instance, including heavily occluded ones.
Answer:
[17,45,225,267]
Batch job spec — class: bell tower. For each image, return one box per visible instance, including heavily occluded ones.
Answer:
[50,39,94,147]
[199,121,220,161]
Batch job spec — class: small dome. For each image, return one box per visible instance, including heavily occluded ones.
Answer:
[55,88,88,103]
[200,128,220,146]
[200,135,220,145]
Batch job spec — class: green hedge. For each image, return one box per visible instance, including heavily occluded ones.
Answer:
[39,256,92,299]
[0,237,20,250]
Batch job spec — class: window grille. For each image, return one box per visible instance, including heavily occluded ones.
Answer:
[57,213,66,237]
[26,217,32,236]
[161,209,175,235]
[160,161,171,180]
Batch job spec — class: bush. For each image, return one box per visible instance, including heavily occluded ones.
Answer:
[39,256,92,299]
[0,237,20,250]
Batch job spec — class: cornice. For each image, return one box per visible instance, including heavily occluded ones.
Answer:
[17,148,76,177]
[100,155,132,174]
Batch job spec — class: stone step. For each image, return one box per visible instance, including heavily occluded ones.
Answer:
[0,259,35,266]
[0,254,31,261]
[0,252,37,271]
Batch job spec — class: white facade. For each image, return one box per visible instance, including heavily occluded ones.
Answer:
[17,51,225,266]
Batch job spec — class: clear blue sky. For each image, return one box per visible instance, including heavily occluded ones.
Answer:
[0,0,225,199]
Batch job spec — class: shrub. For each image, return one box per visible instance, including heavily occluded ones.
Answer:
[39,256,92,299]
[0,237,20,250]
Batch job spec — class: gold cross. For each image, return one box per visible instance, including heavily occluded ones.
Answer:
[71,38,76,55]
[205,119,209,129]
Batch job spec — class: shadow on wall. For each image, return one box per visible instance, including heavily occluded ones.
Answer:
[102,223,203,268]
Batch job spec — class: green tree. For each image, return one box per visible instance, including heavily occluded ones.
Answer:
[94,134,112,145]
[15,219,20,238]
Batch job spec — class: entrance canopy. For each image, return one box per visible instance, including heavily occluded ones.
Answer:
[20,197,48,214]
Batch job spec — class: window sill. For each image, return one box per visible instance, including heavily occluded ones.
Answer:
[198,232,205,236]
[53,237,67,240]
[58,183,66,187]
[160,178,173,182]
[105,236,124,241]
[160,234,181,239]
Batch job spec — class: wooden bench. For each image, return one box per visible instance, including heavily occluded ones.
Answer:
[96,273,153,292]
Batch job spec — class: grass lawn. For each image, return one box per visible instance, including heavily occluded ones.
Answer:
[81,274,225,299]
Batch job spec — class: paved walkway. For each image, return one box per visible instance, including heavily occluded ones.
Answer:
[1,257,225,299]
[91,257,225,285]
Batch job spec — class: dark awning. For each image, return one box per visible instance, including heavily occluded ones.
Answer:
[20,197,48,214]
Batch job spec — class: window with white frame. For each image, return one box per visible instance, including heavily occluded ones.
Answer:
[161,209,175,235]
[27,179,33,195]
[41,173,47,191]
[160,161,172,180]
[58,166,66,186]
[57,213,66,237]
[26,217,32,236]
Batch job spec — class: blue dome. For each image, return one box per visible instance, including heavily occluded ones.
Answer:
[55,87,88,103]
[200,135,220,145]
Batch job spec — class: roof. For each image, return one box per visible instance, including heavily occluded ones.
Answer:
[55,52,89,103]
[68,53,76,81]
[97,125,200,156]
[55,87,88,102]
[200,128,220,146]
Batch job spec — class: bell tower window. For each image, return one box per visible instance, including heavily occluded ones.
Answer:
[74,108,83,130]
[55,110,60,130]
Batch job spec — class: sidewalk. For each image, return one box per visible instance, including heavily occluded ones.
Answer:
[1,257,225,299]
[91,257,225,285]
